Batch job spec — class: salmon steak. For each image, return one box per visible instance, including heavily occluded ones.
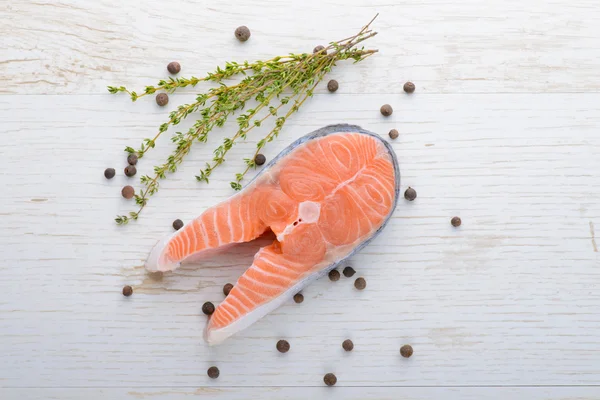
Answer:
[146,124,400,345]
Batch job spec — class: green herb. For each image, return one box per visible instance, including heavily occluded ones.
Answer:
[110,16,379,225]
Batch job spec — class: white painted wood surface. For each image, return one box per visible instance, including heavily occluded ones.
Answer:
[2,0,600,399]
[2,387,600,400]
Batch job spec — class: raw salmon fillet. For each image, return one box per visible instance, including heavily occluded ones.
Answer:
[146,124,400,344]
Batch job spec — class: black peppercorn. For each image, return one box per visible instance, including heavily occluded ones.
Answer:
[172,219,184,230]
[343,267,356,277]
[104,168,116,179]
[255,154,266,166]
[404,187,417,201]
[202,302,215,315]
[389,129,399,140]
[403,81,416,93]
[121,185,135,199]
[293,293,304,303]
[122,285,133,297]
[328,269,340,281]
[276,339,290,353]
[223,283,234,296]
[313,45,326,54]
[380,104,393,117]
[323,373,337,386]
[167,61,181,74]
[156,93,169,106]
[451,216,462,227]
[235,26,251,42]
[342,339,354,351]
[124,165,136,177]
[207,366,220,379]
[400,344,413,358]
[354,277,366,290]
[127,153,138,166]
[327,79,339,92]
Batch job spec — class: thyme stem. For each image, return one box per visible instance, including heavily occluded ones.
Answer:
[112,15,379,225]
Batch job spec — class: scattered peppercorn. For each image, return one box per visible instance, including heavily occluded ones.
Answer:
[171,219,184,230]
[127,153,138,166]
[276,339,290,353]
[380,104,393,117]
[403,81,416,93]
[255,154,266,166]
[156,93,169,106]
[124,165,137,177]
[122,285,133,297]
[223,283,234,296]
[404,187,417,201]
[328,269,340,281]
[293,293,304,304]
[121,185,135,199]
[327,79,339,92]
[207,366,220,379]
[389,129,399,140]
[342,339,354,351]
[400,344,413,358]
[451,216,462,227]
[234,26,251,42]
[354,277,366,290]
[323,373,337,386]
[313,45,326,54]
[167,61,181,74]
[343,267,356,277]
[104,168,115,179]
[202,302,215,315]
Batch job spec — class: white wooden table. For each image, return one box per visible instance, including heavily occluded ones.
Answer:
[2,1,600,399]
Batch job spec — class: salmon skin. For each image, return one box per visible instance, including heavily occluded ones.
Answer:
[146,124,400,345]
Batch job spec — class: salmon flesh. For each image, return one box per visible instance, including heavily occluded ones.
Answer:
[146,124,400,344]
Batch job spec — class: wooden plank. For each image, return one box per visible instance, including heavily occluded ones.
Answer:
[2,0,600,94]
[1,92,599,388]
[2,387,600,400]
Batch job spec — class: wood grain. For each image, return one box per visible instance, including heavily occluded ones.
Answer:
[2,0,600,397]
[2,0,600,94]
[1,93,599,391]
[2,387,600,400]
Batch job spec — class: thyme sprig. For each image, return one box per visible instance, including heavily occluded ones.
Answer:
[111,15,379,225]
